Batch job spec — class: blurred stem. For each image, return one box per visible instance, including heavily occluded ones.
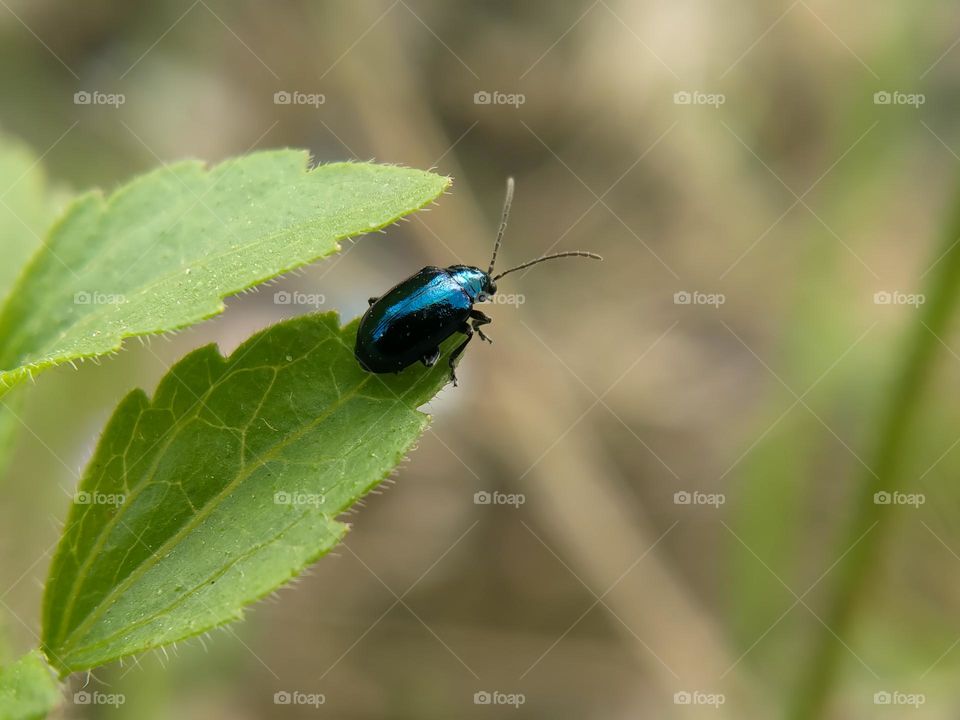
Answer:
[789,184,960,719]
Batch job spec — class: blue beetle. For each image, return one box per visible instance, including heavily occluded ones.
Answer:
[354,178,601,385]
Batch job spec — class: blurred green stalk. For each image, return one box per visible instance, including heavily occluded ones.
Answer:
[790,185,960,719]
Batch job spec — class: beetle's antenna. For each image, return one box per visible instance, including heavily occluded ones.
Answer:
[492,251,602,281]
[487,177,514,276]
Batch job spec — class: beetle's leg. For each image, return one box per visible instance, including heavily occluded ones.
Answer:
[448,323,474,386]
[367,296,379,306]
[474,326,492,344]
[470,309,493,344]
[421,346,441,368]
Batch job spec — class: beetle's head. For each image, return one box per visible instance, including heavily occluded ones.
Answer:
[478,278,497,302]
[448,265,495,302]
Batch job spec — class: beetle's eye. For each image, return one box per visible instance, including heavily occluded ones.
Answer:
[478,292,488,302]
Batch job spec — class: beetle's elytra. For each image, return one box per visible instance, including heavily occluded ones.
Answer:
[354,178,602,385]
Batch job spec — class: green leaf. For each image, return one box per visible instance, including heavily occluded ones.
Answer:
[42,312,452,674]
[0,132,68,482]
[0,651,60,720]
[0,154,449,393]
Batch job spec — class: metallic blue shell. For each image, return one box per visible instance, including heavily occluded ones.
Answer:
[446,265,488,301]
[355,265,490,373]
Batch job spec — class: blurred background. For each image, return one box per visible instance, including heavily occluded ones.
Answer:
[1,0,960,717]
